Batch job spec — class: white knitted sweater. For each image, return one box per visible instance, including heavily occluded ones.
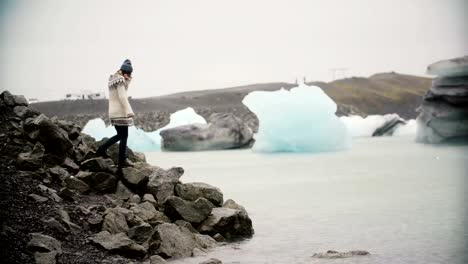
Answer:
[108,73,134,120]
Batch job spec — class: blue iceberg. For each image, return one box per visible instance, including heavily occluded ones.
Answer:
[242,84,351,153]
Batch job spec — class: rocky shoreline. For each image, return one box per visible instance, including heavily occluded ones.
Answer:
[0,91,253,264]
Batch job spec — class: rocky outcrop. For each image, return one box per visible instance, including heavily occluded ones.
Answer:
[198,207,254,240]
[0,91,254,263]
[372,114,406,136]
[160,113,254,151]
[417,56,468,143]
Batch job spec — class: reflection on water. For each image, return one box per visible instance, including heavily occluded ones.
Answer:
[145,136,468,264]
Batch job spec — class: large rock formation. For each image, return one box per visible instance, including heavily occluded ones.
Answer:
[0,91,254,263]
[160,113,254,151]
[416,56,468,143]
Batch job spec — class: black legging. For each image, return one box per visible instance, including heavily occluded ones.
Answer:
[97,126,128,162]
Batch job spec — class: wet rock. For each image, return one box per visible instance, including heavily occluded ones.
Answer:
[199,258,223,264]
[198,207,254,240]
[194,234,217,249]
[223,199,247,213]
[160,113,253,151]
[102,207,130,234]
[192,248,206,257]
[128,223,153,244]
[129,194,141,204]
[175,182,223,207]
[311,250,370,259]
[146,167,184,204]
[165,196,213,224]
[13,105,33,118]
[27,233,62,254]
[91,231,147,257]
[149,223,202,259]
[149,255,167,264]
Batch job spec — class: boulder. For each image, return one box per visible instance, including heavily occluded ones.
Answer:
[128,223,153,244]
[65,176,90,194]
[223,199,247,214]
[80,157,115,173]
[160,113,254,151]
[165,196,213,224]
[149,223,203,259]
[175,182,223,207]
[16,142,44,171]
[62,157,80,173]
[91,231,147,257]
[23,114,73,155]
[174,220,198,234]
[311,250,370,259]
[121,164,151,188]
[130,202,170,225]
[27,233,62,254]
[102,207,130,234]
[0,90,29,107]
[146,167,184,204]
[149,255,167,264]
[198,207,254,240]
[75,171,117,192]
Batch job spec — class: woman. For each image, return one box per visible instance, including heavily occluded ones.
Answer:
[96,59,135,167]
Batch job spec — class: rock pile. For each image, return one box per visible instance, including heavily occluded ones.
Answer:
[417,56,468,143]
[0,91,253,263]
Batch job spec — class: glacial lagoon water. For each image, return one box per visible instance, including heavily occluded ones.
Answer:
[145,136,468,264]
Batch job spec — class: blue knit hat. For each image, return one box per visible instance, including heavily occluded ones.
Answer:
[120,59,133,74]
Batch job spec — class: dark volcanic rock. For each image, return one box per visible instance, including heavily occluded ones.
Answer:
[146,167,184,204]
[198,207,254,240]
[175,182,223,207]
[1,90,29,107]
[23,114,73,156]
[91,231,147,258]
[165,196,214,224]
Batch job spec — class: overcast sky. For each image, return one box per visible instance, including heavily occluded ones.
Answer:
[1,0,467,101]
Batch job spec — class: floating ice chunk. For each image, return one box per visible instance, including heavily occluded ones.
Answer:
[242,84,351,153]
[82,107,206,152]
[340,114,410,137]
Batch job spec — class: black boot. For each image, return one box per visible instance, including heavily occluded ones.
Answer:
[118,158,134,168]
